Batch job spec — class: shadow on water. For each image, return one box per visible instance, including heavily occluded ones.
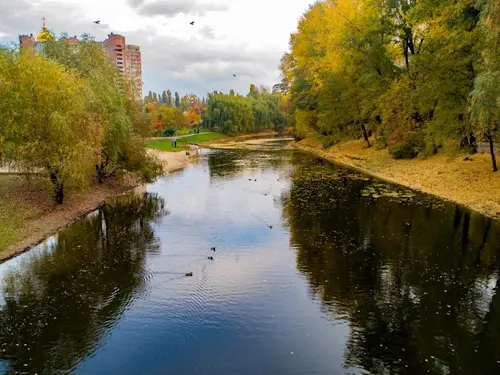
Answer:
[282,152,500,374]
[0,192,167,375]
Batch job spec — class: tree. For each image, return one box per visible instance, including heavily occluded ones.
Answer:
[249,84,259,97]
[185,107,202,127]
[161,90,167,105]
[174,91,180,108]
[280,0,488,162]
[167,89,173,107]
[43,38,162,185]
[471,0,500,172]
[0,48,101,204]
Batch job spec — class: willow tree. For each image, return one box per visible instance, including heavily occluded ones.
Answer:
[471,0,500,172]
[0,48,101,203]
[43,37,161,183]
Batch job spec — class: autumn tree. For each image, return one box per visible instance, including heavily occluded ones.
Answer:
[471,0,500,171]
[281,0,489,163]
[0,48,101,204]
[43,38,162,187]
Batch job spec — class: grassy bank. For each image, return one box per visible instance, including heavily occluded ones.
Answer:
[146,132,228,152]
[0,176,131,260]
[295,138,500,220]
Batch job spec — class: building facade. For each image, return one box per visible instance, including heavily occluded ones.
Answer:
[20,20,143,99]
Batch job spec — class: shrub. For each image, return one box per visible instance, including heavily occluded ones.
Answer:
[388,131,426,159]
[163,127,176,136]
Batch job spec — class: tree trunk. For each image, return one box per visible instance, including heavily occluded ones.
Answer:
[361,124,371,148]
[403,39,410,70]
[50,171,64,204]
[96,163,105,184]
[487,134,498,172]
[96,155,109,184]
[469,132,478,154]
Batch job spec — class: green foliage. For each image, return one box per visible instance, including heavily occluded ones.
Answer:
[0,48,100,203]
[206,87,289,134]
[42,38,161,185]
[146,133,227,152]
[0,38,161,204]
[388,131,426,159]
[280,0,500,171]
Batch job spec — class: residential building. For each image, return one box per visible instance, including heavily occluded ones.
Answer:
[19,19,143,100]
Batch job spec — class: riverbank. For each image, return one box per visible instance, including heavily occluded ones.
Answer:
[0,177,133,262]
[206,134,294,150]
[146,132,228,152]
[295,138,500,220]
[0,150,195,262]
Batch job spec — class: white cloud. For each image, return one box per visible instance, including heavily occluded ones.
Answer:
[0,0,312,97]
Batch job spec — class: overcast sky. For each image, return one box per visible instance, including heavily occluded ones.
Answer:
[0,0,312,97]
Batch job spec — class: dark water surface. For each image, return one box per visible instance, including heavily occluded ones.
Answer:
[1,149,500,375]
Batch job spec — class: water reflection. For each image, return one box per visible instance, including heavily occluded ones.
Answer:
[0,148,499,375]
[283,153,500,374]
[0,193,166,375]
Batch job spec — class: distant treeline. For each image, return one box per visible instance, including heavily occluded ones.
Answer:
[146,84,291,135]
[279,0,500,171]
[206,85,290,134]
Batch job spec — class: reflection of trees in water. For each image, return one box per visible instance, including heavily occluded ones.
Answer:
[0,192,166,375]
[207,150,292,181]
[282,156,500,374]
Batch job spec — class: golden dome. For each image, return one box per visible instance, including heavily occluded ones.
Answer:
[36,17,54,42]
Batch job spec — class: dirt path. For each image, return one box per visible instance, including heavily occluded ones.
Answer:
[296,139,500,220]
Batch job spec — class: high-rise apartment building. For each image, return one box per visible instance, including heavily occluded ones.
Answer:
[126,45,143,99]
[19,20,143,100]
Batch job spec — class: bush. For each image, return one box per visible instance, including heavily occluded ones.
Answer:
[293,110,316,141]
[388,131,426,159]
[163,127,176,136]
[317,134,341,148]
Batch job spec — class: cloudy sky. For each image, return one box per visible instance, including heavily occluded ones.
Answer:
[0,0,312,97]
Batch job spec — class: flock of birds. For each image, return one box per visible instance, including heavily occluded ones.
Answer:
[92,19,238,78]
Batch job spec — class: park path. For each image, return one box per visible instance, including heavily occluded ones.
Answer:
[147,132,213,141]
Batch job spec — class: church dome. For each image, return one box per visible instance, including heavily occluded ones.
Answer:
[36,18,54,42]
[36,27,54,42]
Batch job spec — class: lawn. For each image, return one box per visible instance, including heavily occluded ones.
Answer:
[175,128,211,136]
[0,176,44,251]
[146,132,228,152]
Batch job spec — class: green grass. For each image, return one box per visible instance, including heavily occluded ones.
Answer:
[146,132,228,152]
[0,177,37,251]
[175,128,211,136]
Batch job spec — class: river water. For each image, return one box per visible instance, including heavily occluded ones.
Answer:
[0,147,499,375]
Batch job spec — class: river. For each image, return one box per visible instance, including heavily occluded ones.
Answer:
[0,146,499,375]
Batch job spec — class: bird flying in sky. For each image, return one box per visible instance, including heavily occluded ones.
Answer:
[233,74,237,77]
[190,21,195,25]
[93,20,100,24]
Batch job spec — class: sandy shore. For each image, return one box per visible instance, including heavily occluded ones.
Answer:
[295,138,500,220]
[147,149,193,172]
[0,150,196,262]
[207,136,294,150]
